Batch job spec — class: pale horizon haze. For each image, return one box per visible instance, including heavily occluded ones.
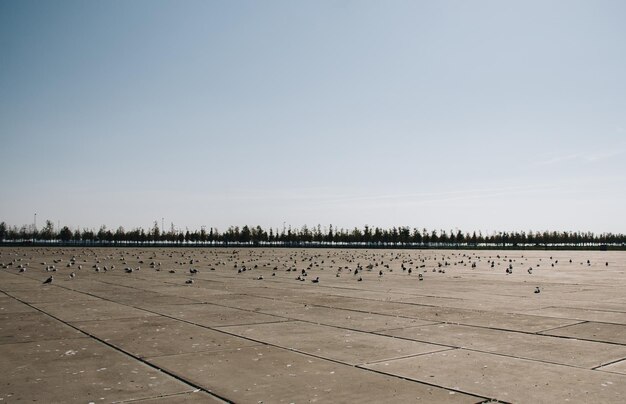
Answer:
[1,0,625,234]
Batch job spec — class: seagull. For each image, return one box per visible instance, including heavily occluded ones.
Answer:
[186,279,194,284]
[534,286,541,294]
[43,276,53,284]
[257,275,264,280]
[69,272,75,279]
[418,274,423,281]
[527,268,533,274]
[311,277,319,283]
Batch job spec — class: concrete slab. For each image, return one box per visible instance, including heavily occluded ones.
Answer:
[283,294,418,315]
[0,312,84,344]
[522,306,626,325]
[391,305,584,333]
[201,293,292,311]
[219,320,450,365]
[279,295,581,332]
[64,283,198,306]
[0,279,44,292]
[141,285,234,300]
[379,323,626,368]
[598,359,626,375]
[6,287,100,303]
[149,303,289,327]
[150,345,481,403]
[0,297,38,313]
[33,300,157,322]
[0,338,194,403]
[397,293,553,313]
[116,292,200,308]
[541,322,626,345]
[363,349,626,403]
[73,316,260,358]
[260,304,438,332]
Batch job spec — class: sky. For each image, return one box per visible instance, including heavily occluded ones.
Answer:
[1,0,625,234]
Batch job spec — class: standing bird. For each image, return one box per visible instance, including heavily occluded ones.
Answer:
[311,277,319,283]
[43,276,53,284]
[69,272,75,279]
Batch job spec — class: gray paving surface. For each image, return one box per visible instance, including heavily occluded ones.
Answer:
[2,247,626,402]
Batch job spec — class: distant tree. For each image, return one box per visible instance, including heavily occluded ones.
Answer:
[456,230,464,246]
[0,222,6,241]
[363,225,372,244]
[391,227,399,244]
[239,225,251,243]
[448,229,456,245]
[152,221,160,241]
[430,230,439,245]
[82,229,95,242]
[399,227,411,244]
[470,231,477,245]
[97,225,107,242]
[412,228,422,244]
[314,224,323,243]
[372,227,382,244]
[439,230,449,245]
[58,226,72,242]
[41,220,55,240]
[114,226,126,243]
[422,228,430,245]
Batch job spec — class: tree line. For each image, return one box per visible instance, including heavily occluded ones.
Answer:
[0,220,624,248]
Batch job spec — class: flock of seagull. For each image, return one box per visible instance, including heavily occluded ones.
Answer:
[0,247,611,297]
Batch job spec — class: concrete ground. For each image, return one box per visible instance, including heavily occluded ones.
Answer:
[1,247,626,403]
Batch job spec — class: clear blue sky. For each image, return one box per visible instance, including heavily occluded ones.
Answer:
[1,0,625,234]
